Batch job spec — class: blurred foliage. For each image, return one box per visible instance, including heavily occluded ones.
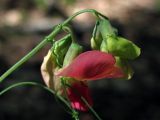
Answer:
[62,0,76,5]
[34,0,48,10]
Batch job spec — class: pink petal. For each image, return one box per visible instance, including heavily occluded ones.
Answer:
[57,50,124,80]
[67,82,93,111]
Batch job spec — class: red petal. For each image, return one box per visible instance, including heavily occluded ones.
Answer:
[57,50,124,80]
[67,82,93,111]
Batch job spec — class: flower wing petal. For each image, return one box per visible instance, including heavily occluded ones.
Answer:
[67,82,93,111]
[57,50,124,80]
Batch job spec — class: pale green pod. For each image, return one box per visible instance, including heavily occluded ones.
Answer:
[63,42,83,67]
[91,21,103,50]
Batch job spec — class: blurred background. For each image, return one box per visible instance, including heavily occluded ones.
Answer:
[0,0,160,120]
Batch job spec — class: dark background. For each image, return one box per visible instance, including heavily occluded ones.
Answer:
[0,0,160,120]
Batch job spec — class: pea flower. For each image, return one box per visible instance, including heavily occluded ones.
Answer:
[56,51,123,80]
[56,50,124,111]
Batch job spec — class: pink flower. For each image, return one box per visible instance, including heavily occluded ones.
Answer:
[56,50,124,111]
[67,82,93,111]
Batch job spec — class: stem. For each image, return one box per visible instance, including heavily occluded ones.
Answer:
[81,97,102,120]
[0,81,72,111]
[0,26,61,82]
[62,9,108,26]
[61,78,80,120]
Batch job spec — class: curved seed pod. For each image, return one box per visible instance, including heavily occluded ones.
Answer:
[63,42,83,67]
[115,57,134,80]
[91,21,103,50]
[52,34,72,67]
[107,36,141,60]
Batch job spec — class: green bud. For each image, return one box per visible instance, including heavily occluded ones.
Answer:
[115,57,134,80]
[100,39,108,52]
[99,19,116,39]
[63,42,83,67]
[52,34,72,67]
[91,21,103,50]
[107,36,141,60]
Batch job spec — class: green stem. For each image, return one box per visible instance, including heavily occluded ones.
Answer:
[0,81,72,111]
[0,26,61,82]
[81,97,102,120]
[62,9,108,26]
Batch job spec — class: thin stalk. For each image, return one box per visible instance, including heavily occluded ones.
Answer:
[0,26,61,82]
[0,81,72,110]
[81,97,102,120]
[62,9,108,26]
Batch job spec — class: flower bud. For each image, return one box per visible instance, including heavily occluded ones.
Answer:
[107,36,141,60]
[63,42,83,67]
[115,57,134,80]
[100,39,108,52]
[52,34,72,67]
[91,21,103,50]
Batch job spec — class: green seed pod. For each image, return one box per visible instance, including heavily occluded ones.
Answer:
[91,21,103,50]
[63,42,83,67]
[115,57,134,80]
[52,34,72,67]
[107,36,141,60]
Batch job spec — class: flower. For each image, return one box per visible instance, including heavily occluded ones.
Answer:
[56,50,124,111]
[56,50,124,80]
[66,81,93,111]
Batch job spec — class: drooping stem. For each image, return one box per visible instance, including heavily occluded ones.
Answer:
[62,9,108,26]
[0,82,72,110]
[0,26,62,82]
